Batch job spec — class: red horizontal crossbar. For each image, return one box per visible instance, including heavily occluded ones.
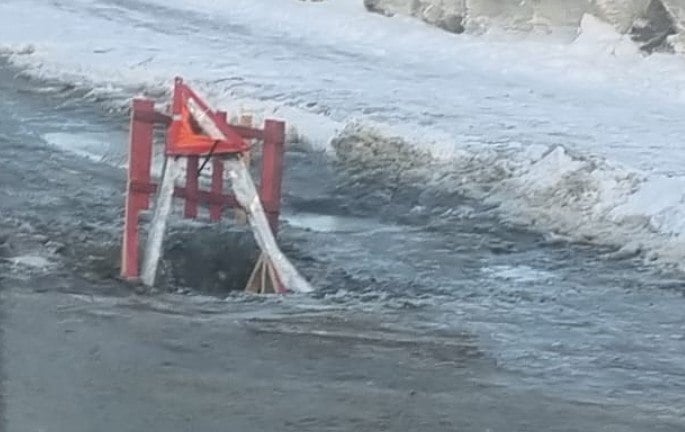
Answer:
[133,110,172,125]
[129,180,282,213]
[130,181,240,208]
[231,124,264,141]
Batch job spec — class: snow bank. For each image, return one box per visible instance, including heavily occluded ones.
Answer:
[366,0,685,52]
[2,0,685,270]
[332,124,685,269]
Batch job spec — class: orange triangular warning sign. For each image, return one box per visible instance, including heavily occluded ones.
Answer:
[174,101,217,150]
[167,78,249,156]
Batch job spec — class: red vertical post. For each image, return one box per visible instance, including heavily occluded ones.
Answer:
[261,119,285,235]
[184,156,199,218]
[121,99,154,280]
[210,158,224,222]
[210,111,227,222]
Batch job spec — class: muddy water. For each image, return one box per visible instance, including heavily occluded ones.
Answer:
[0,66,684,428]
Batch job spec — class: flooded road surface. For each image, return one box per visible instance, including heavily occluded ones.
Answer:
[0,66,684,431]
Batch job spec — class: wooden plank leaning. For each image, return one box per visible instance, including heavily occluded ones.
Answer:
[186,98,312,294]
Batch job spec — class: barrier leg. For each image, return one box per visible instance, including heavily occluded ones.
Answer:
[239,113,253,168]
[210,158,224,222]
[261,119,285,235]
[184,156,199,218]
[121,99,154,280]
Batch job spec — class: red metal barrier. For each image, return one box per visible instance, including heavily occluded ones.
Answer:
[120,78,285,281]
[121,99,154,280]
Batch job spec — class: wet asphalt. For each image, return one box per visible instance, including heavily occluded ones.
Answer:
[0,64,684,431]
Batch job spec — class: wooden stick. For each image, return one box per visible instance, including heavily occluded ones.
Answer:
[141,157,180,286]
[235,114,253,226]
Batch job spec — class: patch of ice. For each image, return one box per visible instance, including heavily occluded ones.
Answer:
[611,176,685,236]
[482,265,557,284]
[42,132,115,164]
[284,212,402,234]
[8,255,52,270]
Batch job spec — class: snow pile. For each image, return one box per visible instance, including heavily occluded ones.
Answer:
[332,124,685,269]
[366,0,685,52]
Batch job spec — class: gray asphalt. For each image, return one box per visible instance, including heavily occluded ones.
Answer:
[4,286,681,432]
